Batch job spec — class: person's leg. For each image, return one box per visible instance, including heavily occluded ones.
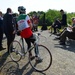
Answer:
[35,24,38,31]
[30,35,39,57]
[25,38,32,56]
[32,24,34,32]
[7,34,15,53]
[60,31,70,44]
[52,25,57,34]
[53,27,57,33]
[33,24,36,31]
[57,27,67,36]
[67,32,75,40]
[0,30,3,49]
[30,34,42,61]
[36,25,38,31]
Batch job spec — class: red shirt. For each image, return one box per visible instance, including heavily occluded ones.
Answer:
[20,27,32,38]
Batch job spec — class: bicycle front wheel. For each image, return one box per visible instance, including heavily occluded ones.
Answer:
[29,44,52,72]
[9,40,22,62]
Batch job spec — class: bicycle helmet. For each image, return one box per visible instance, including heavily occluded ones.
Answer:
[18,6,26,13]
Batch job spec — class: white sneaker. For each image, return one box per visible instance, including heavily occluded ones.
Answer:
[35,56,43,63]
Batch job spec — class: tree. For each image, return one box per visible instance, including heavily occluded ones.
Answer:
[28,9,75,26]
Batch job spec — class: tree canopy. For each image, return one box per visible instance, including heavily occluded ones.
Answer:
[28,9,75,26]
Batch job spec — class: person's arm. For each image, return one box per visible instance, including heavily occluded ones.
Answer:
[26,15,33,29]
[27,20,33,29]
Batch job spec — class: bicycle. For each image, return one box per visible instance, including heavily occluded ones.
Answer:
[9,32,52,72]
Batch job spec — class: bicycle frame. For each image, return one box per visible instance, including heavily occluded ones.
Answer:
[9,32,52,72]
[18,37,27,56]
[18,33,40,57]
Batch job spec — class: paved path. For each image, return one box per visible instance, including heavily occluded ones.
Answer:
[0,30,75,75]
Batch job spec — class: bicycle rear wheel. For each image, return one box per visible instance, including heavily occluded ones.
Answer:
[9,40,22,62]
[29,44,52,72]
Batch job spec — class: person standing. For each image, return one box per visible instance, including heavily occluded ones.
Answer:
[0,11,6,50]
[60,9,67,27]
[3,8,15,53]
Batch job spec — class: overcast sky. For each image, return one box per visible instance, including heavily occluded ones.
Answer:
[0,0,75,14]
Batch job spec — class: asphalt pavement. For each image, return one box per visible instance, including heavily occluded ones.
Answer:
[0,30,75,75]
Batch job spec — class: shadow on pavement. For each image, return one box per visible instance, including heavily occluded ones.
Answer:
[0,60,46,75]
[19,61,46,75]
[0,52,9,68]
[54,41,75,53]
[0,61,19,75]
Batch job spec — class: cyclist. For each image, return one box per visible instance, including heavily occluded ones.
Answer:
[17,6,42,61]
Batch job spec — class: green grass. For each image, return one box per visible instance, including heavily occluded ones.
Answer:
[38,26,50,29]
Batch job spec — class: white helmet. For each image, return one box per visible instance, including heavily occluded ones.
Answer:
[18,6,26,13]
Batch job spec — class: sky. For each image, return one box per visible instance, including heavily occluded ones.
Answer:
[0,0,75,14]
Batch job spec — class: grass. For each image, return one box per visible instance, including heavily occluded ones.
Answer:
[38,26,50,29]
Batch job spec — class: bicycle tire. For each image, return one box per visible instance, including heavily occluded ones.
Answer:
[29,44,52,72]
[9,40,22,62]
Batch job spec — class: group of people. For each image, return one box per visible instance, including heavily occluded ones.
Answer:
[0,6,42,61]
[55,17,75,45]
[0,6,75,61]
[50,9,67,34]
[0,8,15,52]
[30,15,39,32]
[48,9,75,45]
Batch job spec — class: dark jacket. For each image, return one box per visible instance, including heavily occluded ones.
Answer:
[3,13,14,34]
[0,17,3,32]
[54,19,61,29]
[72,27,75,33]
[61,14,67,26]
